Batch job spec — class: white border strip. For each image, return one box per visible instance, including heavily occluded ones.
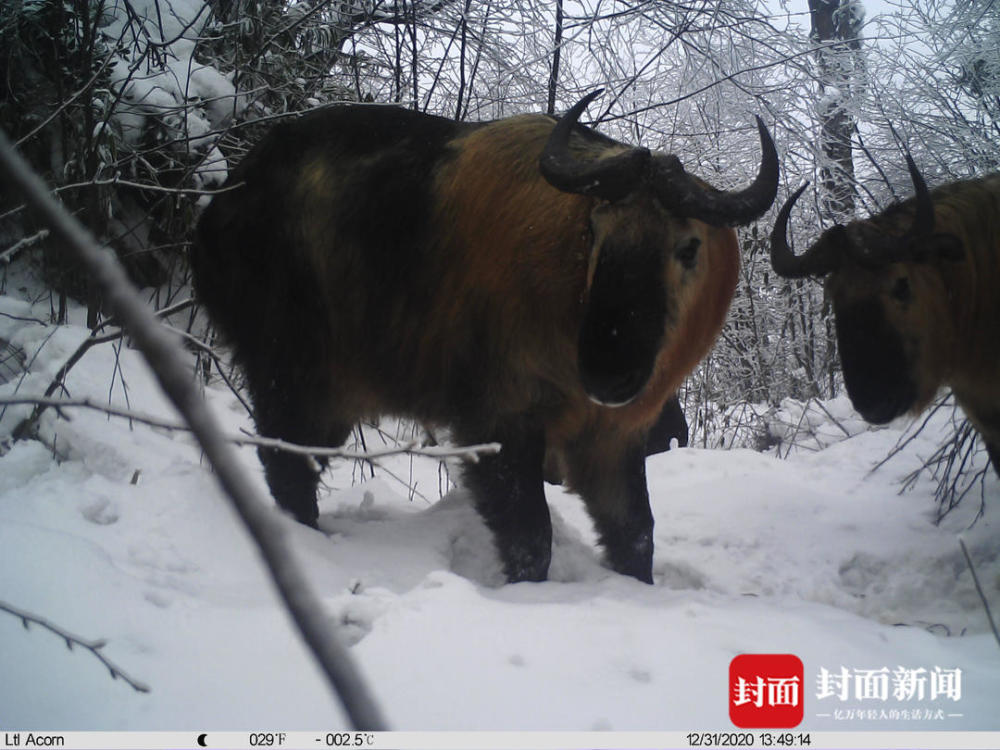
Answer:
[3,732,1000,750]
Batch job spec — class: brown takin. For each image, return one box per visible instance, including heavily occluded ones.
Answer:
[192,91,778,583]
[770,158,1000,476]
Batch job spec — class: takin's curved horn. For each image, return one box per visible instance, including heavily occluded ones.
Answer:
[904,152,934,237]
[539,89,651,202]
[843,153,935,267]
[769,182,841,278]
[650,116,779,227]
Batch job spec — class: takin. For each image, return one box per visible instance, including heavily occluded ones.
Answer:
[192,91,778,583]
[770,158,1000,476]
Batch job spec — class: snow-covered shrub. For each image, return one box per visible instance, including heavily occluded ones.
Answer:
[1,1,245,322]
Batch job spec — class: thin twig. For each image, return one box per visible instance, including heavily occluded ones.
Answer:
[811,397,852,438]
[0,600,150,693]
[54,176,245,197]
[159,323,253,417]
[11,300,197,439]
[780,397,815,459]
[958,538,1000,651]
[3,396,186,431]
[869,398,948,476]
[11,330,130,440]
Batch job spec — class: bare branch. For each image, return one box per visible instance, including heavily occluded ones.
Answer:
[0,229,49,265]
[0,600,150,693]
[11,299,194,439]
[3,396,188,432]
[959,538,1000,651]
[2,394,501,466]
[2,395,501,464]
[240,431,500,463]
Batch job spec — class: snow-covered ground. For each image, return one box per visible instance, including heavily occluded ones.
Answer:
[1,290,998,732]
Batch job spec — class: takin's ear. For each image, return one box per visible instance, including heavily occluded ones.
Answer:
[577,239,666,406]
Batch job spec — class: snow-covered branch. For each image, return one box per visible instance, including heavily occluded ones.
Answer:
[2,394,500,463]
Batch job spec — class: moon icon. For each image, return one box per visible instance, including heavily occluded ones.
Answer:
[197,734,208,747]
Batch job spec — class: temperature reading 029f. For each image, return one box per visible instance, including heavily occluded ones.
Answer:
[249,733,286,746]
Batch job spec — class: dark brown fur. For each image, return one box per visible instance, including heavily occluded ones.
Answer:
[777,172,1000,474]
[192,103,747,583]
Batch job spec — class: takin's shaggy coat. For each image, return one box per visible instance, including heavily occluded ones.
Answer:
[771,161,1000,477]
[193,93,778,582]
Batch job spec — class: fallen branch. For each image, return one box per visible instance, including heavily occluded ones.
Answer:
[1,396,500,463]
[241,430,499,463]
[0,600,150,693]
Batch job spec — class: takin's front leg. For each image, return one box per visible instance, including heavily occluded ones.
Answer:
[979,413,1000,479]
[564,439,654,584]
[460,420,553,583]
[956,395,1000,479]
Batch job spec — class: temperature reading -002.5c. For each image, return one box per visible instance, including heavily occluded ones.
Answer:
[324,733,375,747]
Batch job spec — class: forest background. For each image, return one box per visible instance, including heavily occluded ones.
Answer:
[3,0,999,455]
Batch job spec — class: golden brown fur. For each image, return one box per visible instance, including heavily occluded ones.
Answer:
[192,101,756,583]
[823,172,1000,469]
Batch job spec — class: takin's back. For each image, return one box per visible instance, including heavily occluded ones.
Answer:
[192,104,599,429]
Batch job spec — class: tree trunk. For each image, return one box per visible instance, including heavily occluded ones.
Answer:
[809,0,864,396]
[809,0,862,220]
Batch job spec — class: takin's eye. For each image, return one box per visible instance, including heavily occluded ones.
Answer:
[674,237,701,270]
[889,276,912,304]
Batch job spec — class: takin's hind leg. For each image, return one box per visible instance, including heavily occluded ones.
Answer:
[985,439,1000,479]
[459,419,552,583]
[250,381,353,527]
[564,438,654,584]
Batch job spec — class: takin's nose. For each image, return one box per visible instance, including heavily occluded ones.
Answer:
[581,362,651,407]
[577,318,658,407]
[836,299,918,425]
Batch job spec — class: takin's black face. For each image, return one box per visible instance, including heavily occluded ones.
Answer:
[770,164,966,426]
[822,224,965,424]
[538,90,778,408]
[577,195,704,406]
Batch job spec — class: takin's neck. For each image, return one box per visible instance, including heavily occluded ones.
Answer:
[936,174,1000,394]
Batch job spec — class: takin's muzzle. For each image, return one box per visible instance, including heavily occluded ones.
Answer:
[578,239,667,406]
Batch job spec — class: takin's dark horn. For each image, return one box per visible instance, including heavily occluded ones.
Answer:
[650,116,780,227]
[845,153,935,267]
[904,152,934,237]
[769,182,840,278]
[539,89,651,202]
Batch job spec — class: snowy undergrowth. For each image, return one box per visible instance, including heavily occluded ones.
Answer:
[1,290,998,730]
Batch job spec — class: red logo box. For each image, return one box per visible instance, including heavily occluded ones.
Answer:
[730,654,804,728]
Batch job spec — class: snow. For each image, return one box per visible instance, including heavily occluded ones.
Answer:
[0,290,998,732]
[101,0,245,187]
